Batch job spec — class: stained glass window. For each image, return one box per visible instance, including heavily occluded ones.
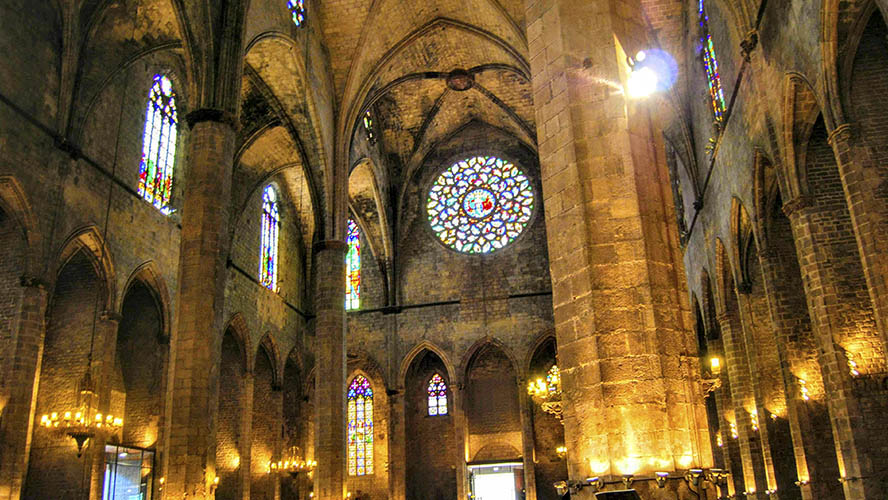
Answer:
[138,74,178,214]
[427,156,534,253]
[347,375,374,476]
[546,365,560,395]
[363,110,376,143]
[427,373,448,416]
[287,0,305,26]
[346,219,361,310]
[699,0,726,122]
[260,185,280,291]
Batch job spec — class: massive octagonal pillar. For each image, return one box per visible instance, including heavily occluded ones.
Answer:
[525,0,712,497]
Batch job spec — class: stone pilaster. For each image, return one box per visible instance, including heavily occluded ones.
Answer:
[715,312,768,499]
[165,113,237,499]
[829,124,888,349]
[241,371,254,500]
[451,381,468,500]
[756,247,837,500]
[388,389,406,500]
[312,241,347,500]
[0,277,47,500]
[525,0,711,497]
[783,196,882,500]
[517,379,537,500]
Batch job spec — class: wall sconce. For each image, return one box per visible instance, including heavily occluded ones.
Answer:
[684,469,704,487]
[158,477,165,492]
[848,359,860,377]
[799,379,810,401]
[554,481,569,496]
[626,51,659,99]
[709,356,722,376]
[655,472,669,488]
[750,410,760,432]
[622,474,634,489]
[794,479,809,487]
[716,432,724,447]
[729,421,739,439]
[209,476,219,495]
[555,446,567,459]
[765,488,777,495]
[585,476,605,491]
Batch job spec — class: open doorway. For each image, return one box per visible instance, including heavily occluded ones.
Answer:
[102,445,155,500]
[469,462,523,500]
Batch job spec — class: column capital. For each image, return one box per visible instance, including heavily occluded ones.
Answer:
[740,30,759,62]
[100,311,123,323]
[185,108,239,130]
[19,275,46,289]
[828,123,853,146]
[313,240,347,254]
[782,195,814,218]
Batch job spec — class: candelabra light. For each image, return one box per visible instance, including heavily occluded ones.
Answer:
[268,446,317,477]
[39,370,122,456]
[528,365,562,420]
[555,445,567,459]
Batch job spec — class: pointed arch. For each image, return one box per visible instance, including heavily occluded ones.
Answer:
[399,341,456,387]
[224,313,253,374]
[524,329,557,376]
[0,176,42,277]
[459,336,521,381]
[346,371,376,476]
[54,226,115,311]
[782,73,825,200]
[731,198,755,293]
[121,261,172,342]
[257,333,282,389]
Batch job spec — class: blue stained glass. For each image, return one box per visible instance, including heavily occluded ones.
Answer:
[427,156,534,253]
[699,0,726,122]
[348,375,373,476]
[138,74,178,214]
[260,185,280,291]
[346,219,361,310]
[287,0,305,26]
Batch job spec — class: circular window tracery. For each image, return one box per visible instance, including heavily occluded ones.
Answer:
[427,156,534,254]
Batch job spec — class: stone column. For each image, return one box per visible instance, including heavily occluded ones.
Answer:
[165,112,237,499]
[388,389,406,500]
[783,196,880,500]
[273,386,283,500]
[89,311,122,500]
[312,241,347,500]
[829,125,888,347]
[451,381,468,500]
[241,371,254,500]
[0,277,47,500]
[715,313,768,499]
[755,247,829,500]
[517,379,537,500]
[525,0,711,496]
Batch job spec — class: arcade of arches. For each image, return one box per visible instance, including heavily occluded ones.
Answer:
[0,1,887,499]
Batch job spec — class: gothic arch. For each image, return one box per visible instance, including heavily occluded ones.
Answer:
[257,333,282,389]
[0,176,42,277]
[399,341,456,388]
[224,313,253,374]
[525,330,557,376]
[459,336,522,381]
[121,262,172,343]
[782,73,824,200]
[53,226,115,311]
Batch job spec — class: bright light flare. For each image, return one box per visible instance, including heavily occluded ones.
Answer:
[627,67,658,99]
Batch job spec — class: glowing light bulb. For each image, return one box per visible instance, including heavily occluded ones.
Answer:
[627,66,659,99]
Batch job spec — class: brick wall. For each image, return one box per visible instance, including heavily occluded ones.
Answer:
[23,251,104,499]
[0,209,25,392]
[216,330,245,500]
[251,349,279,499]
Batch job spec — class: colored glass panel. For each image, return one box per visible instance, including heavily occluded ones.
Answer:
[699,0,726,122]
[347,375,374,476]
[138,74,177,214]
[427,156,534,254]
[427,373,448,416]
[346,219,361,310]
[287,0,305,26]
[260,185,280,291]
[546,365,560,395]
[363,110,375,143]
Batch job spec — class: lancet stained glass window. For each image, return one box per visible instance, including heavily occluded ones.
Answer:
[699,0,726,122]
[138,74,178,214]
[347,375,373,476]
[260,185,280,291]
[363,110,376,143]
[287,0,305,26]
[427,156,534,254]
[346,219,361,310]
[427,373,448,416]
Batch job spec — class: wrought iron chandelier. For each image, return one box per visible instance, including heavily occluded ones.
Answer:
[527,364,563,420]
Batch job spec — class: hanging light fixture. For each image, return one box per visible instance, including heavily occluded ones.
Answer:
[528,364,563,420]
[268,446,317,477]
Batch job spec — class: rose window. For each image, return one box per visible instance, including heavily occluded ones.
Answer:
[427,156,534,253]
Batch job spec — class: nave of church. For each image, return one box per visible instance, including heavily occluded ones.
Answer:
[0,0,887,499]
